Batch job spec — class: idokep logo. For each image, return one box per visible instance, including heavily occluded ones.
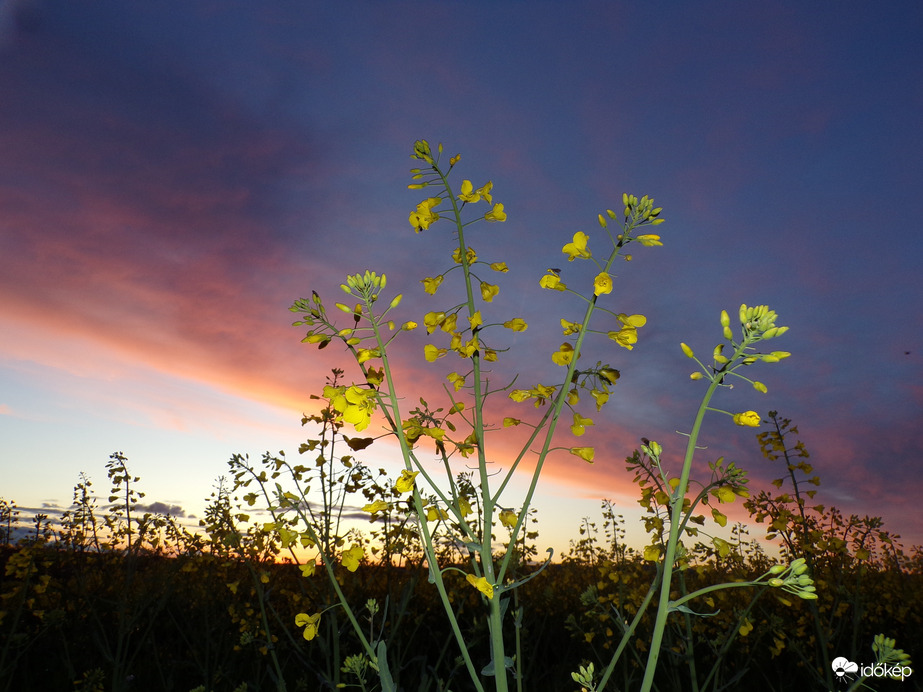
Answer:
[832,656,913,684]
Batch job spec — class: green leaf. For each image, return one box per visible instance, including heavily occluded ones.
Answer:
[481,657,514,676]
[375,641,395,692]
[669,604,720,617]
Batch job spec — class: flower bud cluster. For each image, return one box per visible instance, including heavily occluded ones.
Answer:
[872,634,914,676]
[766,558,818,599]
[681,304,791,388]
[341,270,387,301]
[739,304,788,341]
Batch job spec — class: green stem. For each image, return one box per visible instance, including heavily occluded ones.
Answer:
[596,574,660,691]
[368,167,488,692]
[496,236,626,585]
[638,375,722,692]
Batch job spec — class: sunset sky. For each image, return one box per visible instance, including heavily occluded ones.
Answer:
[1,1,922,556]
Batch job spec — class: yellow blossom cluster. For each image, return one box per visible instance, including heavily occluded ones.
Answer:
[322,384,378,432]
[422,309,502,363]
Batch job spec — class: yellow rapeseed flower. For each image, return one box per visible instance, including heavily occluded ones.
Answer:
[458,336,479,358]
[324,384,377,432]
[295,612,321,641]
[424,344,447,362]
[362,500,390,514]
[466,574,494,599]
[485,203,506,222]
[409,197,441,232]
[562,232,591,261]
[590,388,609,410]
[441,312,458,333]
[570,447,595,463]
[480,282,500,302]
[446,372,465,391]
[509,389,532,402]
[423,311,446,333]
[571,412,594,437]
[426,506,449,521]
[561,319,581,335]
[452,246,477,265]
[608,326,638,350]
[458,179,493,204]
[593,272,613,296]
[552,343,575,366]
[421,276,443,294]
[733,411,761,427]
[395,469,419,494]
[458,179,479,203]
[499,509,518,528]
[341,544,364,572]
[600,367,620,384]
[539,273,566,291]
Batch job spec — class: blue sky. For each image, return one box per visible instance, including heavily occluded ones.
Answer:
[1,0,921,554]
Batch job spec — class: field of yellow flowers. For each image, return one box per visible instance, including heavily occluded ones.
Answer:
[1,428,919,692]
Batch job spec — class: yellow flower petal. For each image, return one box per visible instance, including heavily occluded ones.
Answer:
[485,202,507,222]
[562,231,591,261]
[466,574,494,599]
[570,447,595,463]
[395,469,419,494]
[503,317,528,331]
[499,509,518,528]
